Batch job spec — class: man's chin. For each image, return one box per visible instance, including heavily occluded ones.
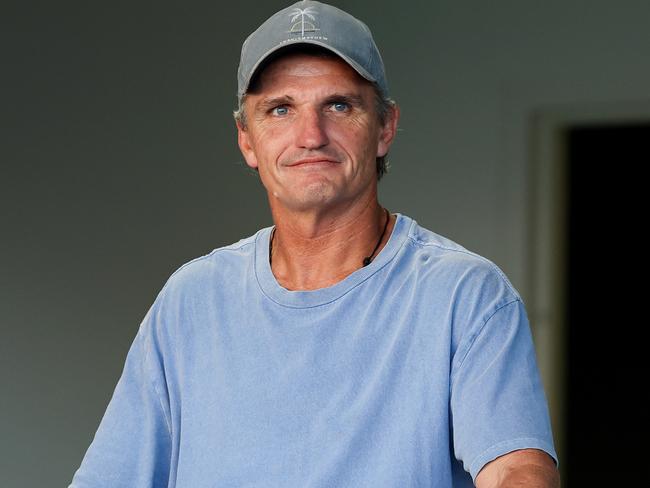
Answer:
[275,191,345,214]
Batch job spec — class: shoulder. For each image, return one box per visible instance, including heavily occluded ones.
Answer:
[401,216,521,306]
[154,227,266,303]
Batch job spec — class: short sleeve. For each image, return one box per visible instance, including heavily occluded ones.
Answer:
[69,310,172,487]
[450,299,558,481]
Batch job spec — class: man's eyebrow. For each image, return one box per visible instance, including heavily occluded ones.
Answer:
[323,93,365,107]
[255,95,295,113]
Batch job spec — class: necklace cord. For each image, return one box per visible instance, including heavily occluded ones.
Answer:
[362,207,390,266]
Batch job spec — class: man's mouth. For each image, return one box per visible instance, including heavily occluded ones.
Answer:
[287,157,340,167]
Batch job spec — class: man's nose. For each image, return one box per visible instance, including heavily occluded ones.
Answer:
[295,109,329,149]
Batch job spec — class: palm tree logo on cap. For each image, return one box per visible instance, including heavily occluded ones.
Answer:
[289,7,319,37]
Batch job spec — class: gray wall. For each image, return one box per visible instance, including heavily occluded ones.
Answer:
[2,1,649,486]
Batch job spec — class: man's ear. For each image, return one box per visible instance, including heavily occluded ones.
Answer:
[237,121,259,170]
[377,103,400,158]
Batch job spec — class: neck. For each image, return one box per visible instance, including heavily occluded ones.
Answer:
[268,201,395,291]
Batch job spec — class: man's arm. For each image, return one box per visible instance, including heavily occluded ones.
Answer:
[475,449,560,488]
[69,315,173,487]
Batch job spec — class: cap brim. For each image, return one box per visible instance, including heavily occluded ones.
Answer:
[240,39,379,97]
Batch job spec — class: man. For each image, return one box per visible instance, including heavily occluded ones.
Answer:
[70,1,559,486]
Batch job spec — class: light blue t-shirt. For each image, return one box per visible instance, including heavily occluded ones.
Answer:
[70,213,557,487]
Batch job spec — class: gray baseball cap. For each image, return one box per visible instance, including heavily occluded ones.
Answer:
[237,1,388,101]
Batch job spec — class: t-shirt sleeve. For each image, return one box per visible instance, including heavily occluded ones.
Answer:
[69,309,173,488]
[449,298,558,481]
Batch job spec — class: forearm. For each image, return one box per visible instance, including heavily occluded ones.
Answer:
[493,463,560,488]
[475,449,560,488]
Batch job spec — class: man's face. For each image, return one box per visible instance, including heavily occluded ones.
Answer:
[237,52,398,214]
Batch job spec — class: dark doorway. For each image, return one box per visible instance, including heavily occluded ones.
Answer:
[565,123,649,486]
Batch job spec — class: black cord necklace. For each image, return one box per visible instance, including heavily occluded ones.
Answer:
[362,206,390,266]
[269,207,390,267]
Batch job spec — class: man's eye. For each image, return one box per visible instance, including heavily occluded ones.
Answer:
[331,102,349,112]
[271,106,289,116]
